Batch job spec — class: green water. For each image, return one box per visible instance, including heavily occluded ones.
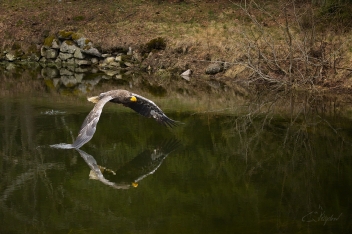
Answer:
[0,68,351,233]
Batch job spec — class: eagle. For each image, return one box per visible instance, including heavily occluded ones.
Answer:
[51,90,180,149]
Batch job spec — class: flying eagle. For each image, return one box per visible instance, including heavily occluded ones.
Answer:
[51,90,179,149]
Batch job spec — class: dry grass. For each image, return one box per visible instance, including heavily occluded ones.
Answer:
[1,0,352,91]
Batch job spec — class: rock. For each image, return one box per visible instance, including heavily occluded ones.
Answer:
[75,37,92,49]
[205,63,223,75]
[43,35,56,49]
[108,62,121,68]
[91,58,99,65]
[81,47,101,57]
[54,58,62,65]
[181,69,192,76]
[5,52,16,61]
[181,69,192,81]
[29,53,41,62]
[100,56,121,68]
[103,69,119,77]
[60,40,78,54]
[124,62,133,67]
[181,75,190,81]
[3,30,106,69]
[115,74,123,79]
[75,67,90,73]
[102,75,112,80]
[51,39,61,49]
[52,78,60,87]
[74,49,85,59]
[45,49,58,59]
[132,52,142,62]
[75,59,91,66]
[65,58,76,65]
[40,46,46,57]
[61,75,78,88]
[60,68,74,76]
[224,62,231,70]
[6,63,16,70]
[41,67,59,78]
[127,47,133,55]
[39,57,47,64]
[104,57,115,64]
[74,73,84,82]
[57,30,74,40]
[115,55,122,62]
[59,52,73,60]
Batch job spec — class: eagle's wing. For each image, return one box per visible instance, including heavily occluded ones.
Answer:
[124,93,180,128]
[71,95,113,148]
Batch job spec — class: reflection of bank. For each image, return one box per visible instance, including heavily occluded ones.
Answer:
[76,140,181,189]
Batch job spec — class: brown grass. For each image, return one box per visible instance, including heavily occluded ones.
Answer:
[1,0,352,92]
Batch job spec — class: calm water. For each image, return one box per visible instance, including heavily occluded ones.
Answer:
[0,67,352,233]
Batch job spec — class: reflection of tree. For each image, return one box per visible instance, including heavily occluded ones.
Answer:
[218,91,352,231]
[76,139,181,189]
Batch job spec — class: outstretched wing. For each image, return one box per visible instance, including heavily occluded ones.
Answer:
[124,93,180,128]
[71,95,113,148]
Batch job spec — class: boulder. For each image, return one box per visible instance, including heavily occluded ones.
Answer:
[205,63,223,75]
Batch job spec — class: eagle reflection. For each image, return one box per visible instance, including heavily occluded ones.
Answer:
[75,140,181,189]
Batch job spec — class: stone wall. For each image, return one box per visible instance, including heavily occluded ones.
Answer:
[0,30,227,78]
[0,30,139,76]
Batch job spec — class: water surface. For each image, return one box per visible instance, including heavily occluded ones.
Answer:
[0,67,351,233]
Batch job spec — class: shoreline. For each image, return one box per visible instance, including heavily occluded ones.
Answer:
[1,0,352,93]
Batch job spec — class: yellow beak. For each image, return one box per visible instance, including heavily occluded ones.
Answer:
[130,96,137,102]
[132,182,138,188]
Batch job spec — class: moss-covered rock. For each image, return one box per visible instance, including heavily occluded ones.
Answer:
[142,37,167,54]
[57,30,74,40]
[75,37,93,50]
[60,40,77,54]
[44,35,56,48]
[71,32,84,41]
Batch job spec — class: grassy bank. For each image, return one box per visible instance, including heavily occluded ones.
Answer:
[1,0,352,93]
